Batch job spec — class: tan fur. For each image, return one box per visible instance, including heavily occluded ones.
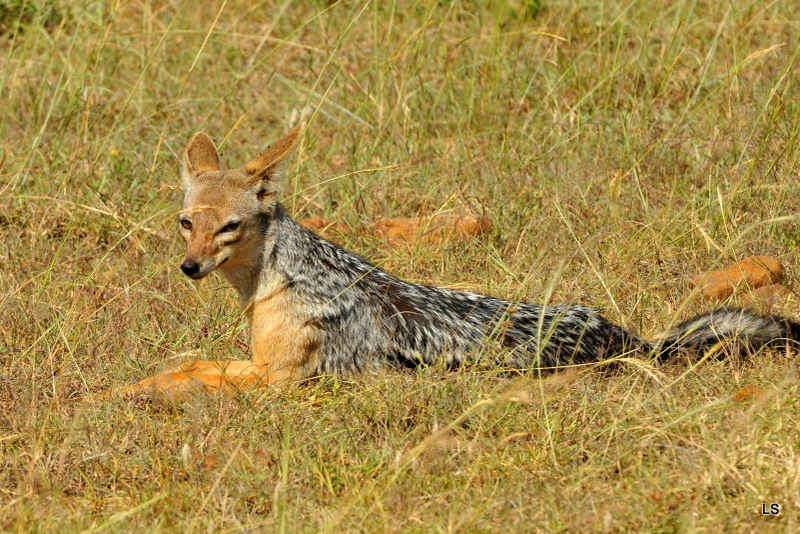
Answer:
[121,360,270,399]
[247,289,321,382]
[122,124,308,400]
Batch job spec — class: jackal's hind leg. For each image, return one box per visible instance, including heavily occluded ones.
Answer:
[121,360,272,400]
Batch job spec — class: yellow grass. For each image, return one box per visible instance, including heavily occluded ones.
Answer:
[2,0,800,531]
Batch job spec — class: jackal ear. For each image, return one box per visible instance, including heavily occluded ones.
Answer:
[243,122,304,198]
[183,132,220,182]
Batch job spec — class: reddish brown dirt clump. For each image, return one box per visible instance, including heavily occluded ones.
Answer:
[299,213,493,246]
[689,255,785,302]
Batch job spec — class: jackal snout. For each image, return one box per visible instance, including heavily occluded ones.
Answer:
[177,215,239,279]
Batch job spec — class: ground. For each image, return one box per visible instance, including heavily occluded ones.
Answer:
[1,0,800,531]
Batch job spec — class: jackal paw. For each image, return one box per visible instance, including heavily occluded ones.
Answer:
[120,362,213,401]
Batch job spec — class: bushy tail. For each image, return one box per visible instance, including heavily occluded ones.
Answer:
[647,308,800,360]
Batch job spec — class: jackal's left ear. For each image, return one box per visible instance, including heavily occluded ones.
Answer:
[183,132,220,182]
[243,122,304,199]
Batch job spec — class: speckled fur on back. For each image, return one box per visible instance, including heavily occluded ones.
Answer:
[123,123,800,398]
[262,202,800,374]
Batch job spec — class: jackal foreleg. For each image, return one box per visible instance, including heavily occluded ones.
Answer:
[121,291,321,400]
[121,360,273,399]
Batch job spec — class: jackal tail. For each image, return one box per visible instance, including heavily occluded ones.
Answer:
[647,307,800,359]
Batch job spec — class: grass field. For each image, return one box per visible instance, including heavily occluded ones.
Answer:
[2,0,800,531]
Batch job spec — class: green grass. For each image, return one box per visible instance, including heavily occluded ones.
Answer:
[2,0,800,531]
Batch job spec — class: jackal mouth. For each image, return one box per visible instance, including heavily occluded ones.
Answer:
[184,257,228,280]
[191,258,228,279]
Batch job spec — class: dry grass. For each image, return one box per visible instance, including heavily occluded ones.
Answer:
[2,0,800,531]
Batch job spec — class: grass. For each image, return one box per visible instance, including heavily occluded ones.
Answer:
[2,0,800,531]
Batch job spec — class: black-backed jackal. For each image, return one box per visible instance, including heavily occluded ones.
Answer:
[122,122,800,399]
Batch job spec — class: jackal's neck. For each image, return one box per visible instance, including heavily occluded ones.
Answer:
[217,203,294,307]
[221,201,381,313]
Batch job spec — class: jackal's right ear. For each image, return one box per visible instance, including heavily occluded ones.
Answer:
[243,122,304,199]
[183,132,220,182]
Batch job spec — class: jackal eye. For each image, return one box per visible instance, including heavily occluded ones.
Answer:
[220,222,239,233]
[180,219,192,230]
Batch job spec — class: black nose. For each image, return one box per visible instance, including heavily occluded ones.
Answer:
[181,260,200,277]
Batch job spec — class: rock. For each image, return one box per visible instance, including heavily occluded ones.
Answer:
[202,453,218,469]
[740,283,789,309]
[297,217,352,243]
[732,385,766,402]
[372,213,493,246]
[299,213,494,247]
[297,217,329,231]
[689,255,784,302]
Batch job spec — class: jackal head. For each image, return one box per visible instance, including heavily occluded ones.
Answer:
[177,123,303,282]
